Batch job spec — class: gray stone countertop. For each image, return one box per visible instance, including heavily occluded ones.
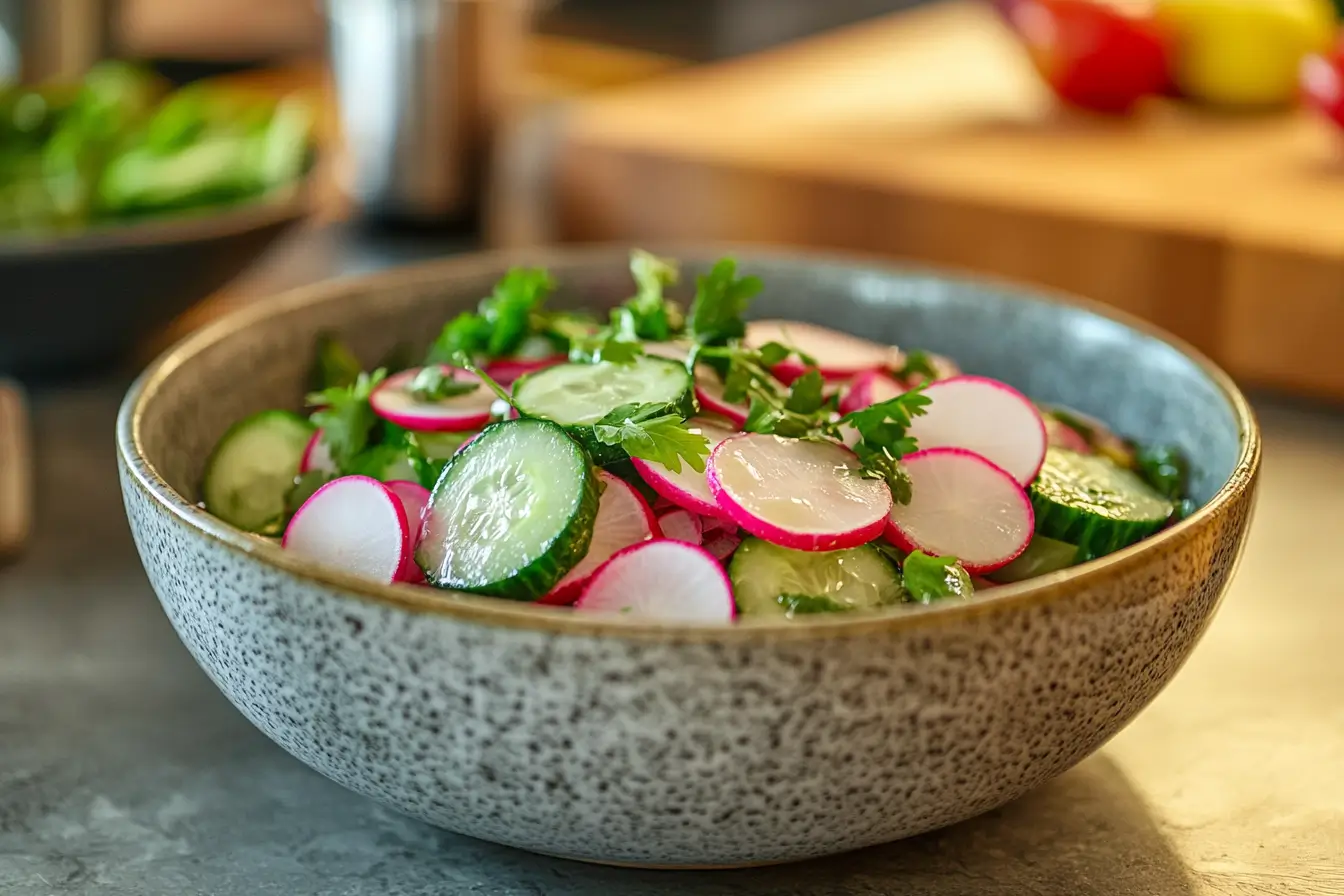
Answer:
[2,227,1342,895]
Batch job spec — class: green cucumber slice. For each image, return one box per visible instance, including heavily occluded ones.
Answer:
[416,419,599,600]
[729,538,904,618]
[986,535,1079,584]
[1030,447,1174,562]
[201,410,315,534]
[512,357,695,463]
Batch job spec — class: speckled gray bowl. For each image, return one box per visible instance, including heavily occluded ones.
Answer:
[116,246,1259,868]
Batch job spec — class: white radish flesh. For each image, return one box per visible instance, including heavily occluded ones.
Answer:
[369,366,497,432]
[575,541,735,622]
[905,375,1048,485]
[746,319,903,382]
[886,447,1034,575]
[282,476,409,584]
[299,430,338,475]
[657,509,703,545]
[708,433,892,552]
[631,417,739,517]
[540,471,659,606]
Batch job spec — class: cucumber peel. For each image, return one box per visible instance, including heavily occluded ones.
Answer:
[1030,447,1174,562]
[201,410,315,535]
[730,538,904,618]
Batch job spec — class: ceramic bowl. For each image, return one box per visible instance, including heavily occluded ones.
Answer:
[117,247,1259,868]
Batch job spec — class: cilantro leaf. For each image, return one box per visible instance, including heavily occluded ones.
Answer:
[836,386,931,499]
[307,369,387,470]
[687,257,763,346]
[901,551,973,604]
[591,402,709,474]
[449,352,516,411]
[568,328,645,365]
[624,249,683,341]
[784,369,826,415]
[407,365,479,402]
[309,331,362,392]
[426,267,555,364]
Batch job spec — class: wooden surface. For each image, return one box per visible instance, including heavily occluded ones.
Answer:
[548,0,1344,399]
[0,380,33,558]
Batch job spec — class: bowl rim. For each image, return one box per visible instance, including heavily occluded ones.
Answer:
[116,243,1261,641]
[0,178,309,259]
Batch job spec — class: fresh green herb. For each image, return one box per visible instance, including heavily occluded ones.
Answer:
[895,349,938,385]
[568,328,645,365]
[623,249,684,341]
[306,368,387,469]
[539,311,603,350]
[1134,444,1190,503]
[777,593,853,615]
[901,551,973,604]
[426,267,556,363]
[407,365,480,402]
[784,369,827,415]
[309,332,362,392]
[837,386,932,503]
[450,352,516,409]
[592,402,710,474]
[687,257,763,346]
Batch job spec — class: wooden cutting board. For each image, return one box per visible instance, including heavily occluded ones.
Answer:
[548,0,1344,400]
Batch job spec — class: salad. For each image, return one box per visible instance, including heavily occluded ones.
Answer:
[1,62,311,234]
[200,251,1193,622]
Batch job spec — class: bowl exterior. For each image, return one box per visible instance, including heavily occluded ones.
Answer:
[120,452,1255,867]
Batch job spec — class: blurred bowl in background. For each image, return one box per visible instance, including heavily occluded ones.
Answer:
[0,182,308,378]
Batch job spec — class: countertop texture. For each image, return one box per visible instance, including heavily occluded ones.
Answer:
[2,227,1342,895]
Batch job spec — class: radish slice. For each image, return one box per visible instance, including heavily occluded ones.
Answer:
[631,417,740,517]
[838,369,906,415]
[539,471,659,606]
[385,480,431,583]
[575,541,735,621]
[643,340,694,363]
[703,530,742,561]
[886,447,1034,575]
[485,355,564,385]
[282,475,409,584]
[1044,415,1091,454]
[708,433,892,552]
[657,509,703,545]
[905,375,1048,486]
[299,430,338,475]
[902,352,961,388]
[693,366,749,427]
[746,320,903,383]
[369,366,497,432]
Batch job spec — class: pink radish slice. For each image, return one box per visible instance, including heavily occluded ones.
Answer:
[708,433,892,552]
[540,471,660,606]
[369,366,497,432]
[885,447,1034,575]
[700,513,735,535]
[703,529,742,561]
[1044,415,1091,454]
[631,417,740,517]
[282,475,409,584]
[299,430,338,475]
[746,320,903,382]
[694,367,749,427]
[485,355,564,385]
[385,480,431,582]
[575,541,735,621]
[905,375,1048,486]
[838,369,906,415]
[643,340,694,363]
[657,509,703,545]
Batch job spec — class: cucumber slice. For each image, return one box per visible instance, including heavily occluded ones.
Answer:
[416,419,600,600]
[1030,447,1174,562]
[512,357,695,463]
[729,537,904,618]
[986,534,1079,584]
[201,410,316,534]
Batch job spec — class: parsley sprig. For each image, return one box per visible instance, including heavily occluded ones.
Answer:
[407,365,479,402]
[901,550,973,603]
[687,257,763,346]
[306,368,387,469]
[426,267,556,364]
